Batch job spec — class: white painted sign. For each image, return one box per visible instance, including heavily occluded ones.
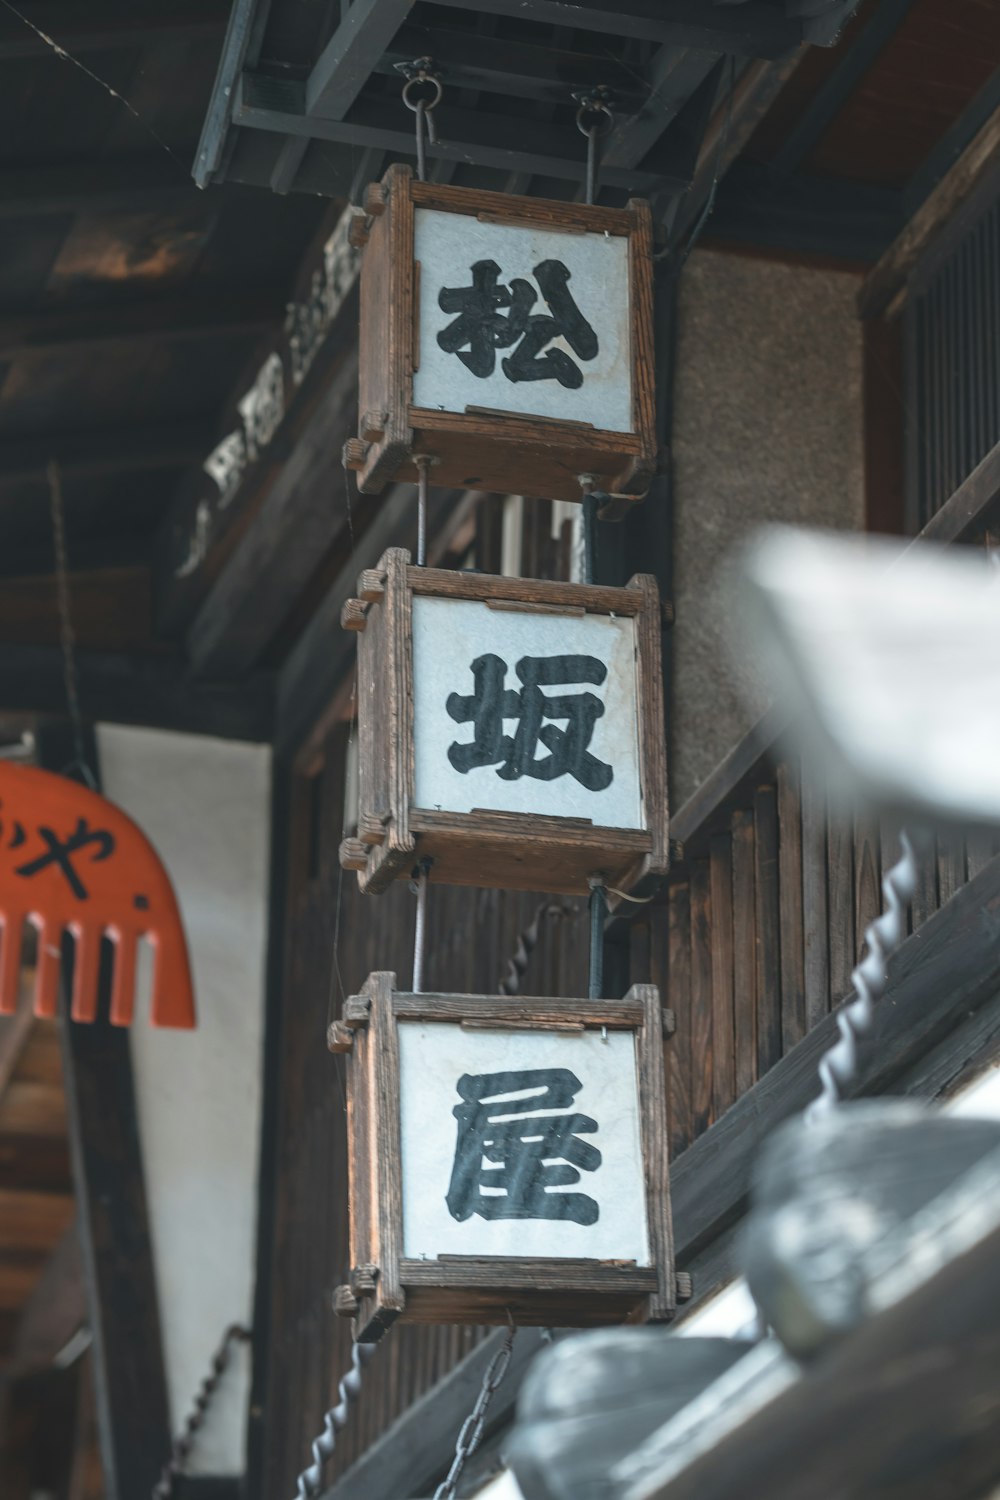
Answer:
[398,1022,650,1264]
[412,209,632,433]
[412,597,644,828]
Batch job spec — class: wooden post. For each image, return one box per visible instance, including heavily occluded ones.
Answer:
[36,722,171,1500]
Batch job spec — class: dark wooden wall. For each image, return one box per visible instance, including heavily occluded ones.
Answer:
[655,753,998,1158]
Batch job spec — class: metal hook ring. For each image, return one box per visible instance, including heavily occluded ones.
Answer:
[575,100,613,138]
[402,74,443,113]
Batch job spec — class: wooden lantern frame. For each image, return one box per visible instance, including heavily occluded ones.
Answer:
[344,164,658,510]
[331,972,675,1341]
[339,548,670,897]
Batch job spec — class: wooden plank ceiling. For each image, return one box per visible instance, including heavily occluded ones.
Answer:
[0,0,997,700]
[0,0,325,645]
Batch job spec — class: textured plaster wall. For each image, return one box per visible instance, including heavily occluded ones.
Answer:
[97,725,271,1475]
[670,249,865,807]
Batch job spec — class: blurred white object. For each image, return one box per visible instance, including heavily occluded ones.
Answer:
[741,528,1000,826]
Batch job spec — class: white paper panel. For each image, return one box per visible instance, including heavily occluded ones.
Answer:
[412,596,644,828]
[399,1022,650,1264]
[412,209,632,433]
[98,725,270,1475]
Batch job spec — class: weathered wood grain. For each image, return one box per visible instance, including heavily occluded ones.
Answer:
[689,862,713,1138]
[776,761,805,1052]
[666,885,692,1157]
[708,834,735,1118]
[344,552,667,896]
[730,809,757,1097]
[800,774,829,1027]
[349,165,657,503]
[753,786,781,1078]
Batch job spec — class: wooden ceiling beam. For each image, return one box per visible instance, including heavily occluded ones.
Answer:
[602,48,724,175]
[268,0,412,199]
[0,647,274,742]
[305,0,414,120]
[769,0,918,176]
[376,23,648,110]
[426,0,807,56]
[0,2,228,59]
[0,296,279,361]
[236,77,675,194]
[0,157,203,219]
[0,421,213,485]
[859,90,1000,318]
[668,51,810,239]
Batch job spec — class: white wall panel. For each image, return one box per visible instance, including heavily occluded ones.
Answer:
[97,724,271,1475]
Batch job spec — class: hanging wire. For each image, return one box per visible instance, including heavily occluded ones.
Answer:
[415,454,432,567]
[0,0,185,172]
[573,88,614,206]
[152,1324,251,1500]
[433,1322,517,1500]
[47,460,96,789]
[659,55,737,268]
[397,58,442,183]
[294,1340,378,1500]
[806,831,920,1122]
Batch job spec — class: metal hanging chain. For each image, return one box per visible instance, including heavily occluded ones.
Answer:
[47,460,96,789]
[806,831,920,1122]
[434,1324,517,1500]
[152,1323,251,1500]
[294,1339,378,1500]
[397,58,442,183]
[498,901,571,996]
[573,88,614,207]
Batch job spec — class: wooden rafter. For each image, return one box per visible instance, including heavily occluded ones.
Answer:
[0,647,274,741]
[0,296,279,362]
[768,0,918,175]
[860,87,1000,317]
[0,422,214,486]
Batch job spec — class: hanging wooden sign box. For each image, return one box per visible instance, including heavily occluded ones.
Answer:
[330,972,675,1340]
[344,164,657,510]
[339,549,669,897]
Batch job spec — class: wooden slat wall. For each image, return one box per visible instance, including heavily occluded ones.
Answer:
[657,755,998,1152]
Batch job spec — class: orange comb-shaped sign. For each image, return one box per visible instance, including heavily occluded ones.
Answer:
[0,763,195,1028]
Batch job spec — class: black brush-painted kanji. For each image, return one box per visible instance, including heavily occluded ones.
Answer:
[437,259,597,386]
[446,1067,600,1224]
[446,653,613,791]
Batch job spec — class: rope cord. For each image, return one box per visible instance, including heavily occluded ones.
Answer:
[152,1324,251,1500]
[806,832,920,1122]
[293,1341,378,1500]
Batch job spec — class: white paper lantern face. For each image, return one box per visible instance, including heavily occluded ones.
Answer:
[398,1021,651,1265]
[412,596,645,829]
